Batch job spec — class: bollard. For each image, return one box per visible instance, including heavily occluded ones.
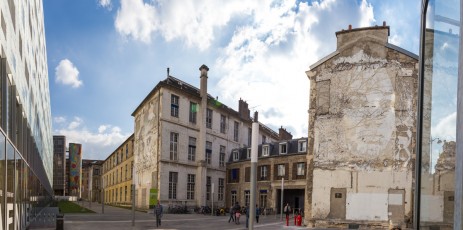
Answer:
[56,214,64,230]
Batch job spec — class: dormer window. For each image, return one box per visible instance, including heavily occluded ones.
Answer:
[247,148,251,159]
[233,150,239,161]
[279,142,287,154]
[298,140,307,153]
[262,145,269,157]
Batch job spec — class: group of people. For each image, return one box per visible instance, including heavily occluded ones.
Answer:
[228,202,261,227]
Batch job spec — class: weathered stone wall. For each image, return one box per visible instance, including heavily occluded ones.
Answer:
[305,27,418,228]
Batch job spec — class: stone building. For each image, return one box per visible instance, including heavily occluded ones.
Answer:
[89,162,103,202]
[103,134,134,206]
[226,134,308,213]
[304,24,418,228]
[131,66,279,210]
[81,160,103,201]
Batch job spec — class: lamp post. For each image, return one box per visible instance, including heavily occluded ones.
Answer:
[249,112,259,229]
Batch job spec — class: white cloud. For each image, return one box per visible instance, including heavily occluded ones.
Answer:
[54,116,66,124]
[53,117,130,160]
[55,59,83,88]
[115,0,157,43]
[99,0,112,10]
[432,112,457,141]
[214,0,375,137]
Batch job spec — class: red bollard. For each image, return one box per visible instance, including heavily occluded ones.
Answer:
[296,214,302,226]
[286,215,289,226]
[294,215,297,225]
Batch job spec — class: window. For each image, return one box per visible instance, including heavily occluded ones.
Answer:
[171,94,179,117]
[262,135,267,144]
[245,190,250,206]
[298,140,307,153]
[247,148,251,159]
[245,167,250,182]
[206,108,213,128]
[220,114,226,133]
[259,165,268,180]
[262,145,269,157]
[125,165,127,180]
[188,137,196,161]
[206,141,212,165]
[126,144,129,158]
[187,174,195,199]
[219,145,225,167]
[206,176,211,200]
[279,142,287,154]
[278,164,285,176]
[189,102,197,123]
[232,150,239,161]
[170,132,178,160]
[218,178,224,201]
[260,191,267,208]
[233,121,239,141]
[248,128,252,146]
[231,191,237,205]
[297,163,305,176]
[229,168,240,183]
[169,172,178,199]
[125,186,128,201]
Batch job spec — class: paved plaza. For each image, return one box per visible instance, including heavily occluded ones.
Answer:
[56,202,306,230]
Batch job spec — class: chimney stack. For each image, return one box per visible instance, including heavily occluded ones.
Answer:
[167,67,170,77]
[278,126,293,140]
[348,24,352,30]
[199,64,209,99]
[238,99,251,120]
[383,21,386,26]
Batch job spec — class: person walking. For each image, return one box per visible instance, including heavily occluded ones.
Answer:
[245,205,250,228]
[255,204,260,223]
[233,202,241,224]
[284,203,291,226]
[154,200,163,227]
[228,204,235,223]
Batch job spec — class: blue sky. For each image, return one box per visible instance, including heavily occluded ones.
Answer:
[43,0,421,160]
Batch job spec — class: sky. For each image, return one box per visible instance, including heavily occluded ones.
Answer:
[43,0,422,160]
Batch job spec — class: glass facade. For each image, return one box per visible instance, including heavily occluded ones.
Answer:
[418,0,460,228]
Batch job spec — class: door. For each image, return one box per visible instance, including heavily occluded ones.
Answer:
[388,189,405,225]
[329,188,346,219]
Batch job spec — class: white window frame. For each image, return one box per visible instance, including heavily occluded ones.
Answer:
[233,150,239,161]
[279,142,287,154]
[297,163,305,176]
[260,165,268,180]
[262,145,269,157]
[278,164,285,176]
[298,140,307,153]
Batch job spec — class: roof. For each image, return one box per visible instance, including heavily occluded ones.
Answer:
[228,137,308,163]
[131,76,279,138]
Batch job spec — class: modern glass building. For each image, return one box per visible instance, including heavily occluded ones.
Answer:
[0,0,53,229]
[416,0,462,229]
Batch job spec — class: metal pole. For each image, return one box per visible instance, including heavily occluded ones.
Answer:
[249,112,259,230]
[280,178,284,221]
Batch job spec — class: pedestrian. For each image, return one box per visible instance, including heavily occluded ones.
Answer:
[233,202,241,224]
[245,206,249,228]
[228,205,235,223]
[284,203,291,226]
[235,210,241,224]
[154,200,163,227]
[256,204,260,223]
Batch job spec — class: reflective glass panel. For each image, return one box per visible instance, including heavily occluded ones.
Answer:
[420,0,460,228]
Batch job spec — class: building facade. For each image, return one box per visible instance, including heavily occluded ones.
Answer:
[0,0,54,229]
[53,135,66,195]
[88,162,103,203]
[81,160,103,201]
[305,24,418,228]
[131,66,279,210]
[226,136,307,214]
[103,134,134,206]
